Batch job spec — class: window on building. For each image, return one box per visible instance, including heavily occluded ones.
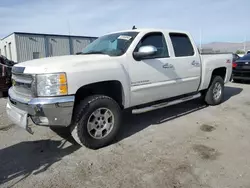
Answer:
[134,32,169,59]
[33,52,40,59]
[8,42,12,60]
[49,43,53,56]
[169,33,194,57]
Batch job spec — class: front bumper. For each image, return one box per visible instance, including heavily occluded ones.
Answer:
[7,88,75,127]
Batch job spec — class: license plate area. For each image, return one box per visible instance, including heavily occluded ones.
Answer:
[242,66,250,69]
[6,101,29,131]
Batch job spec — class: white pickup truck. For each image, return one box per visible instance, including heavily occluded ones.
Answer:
[6,28,232,149]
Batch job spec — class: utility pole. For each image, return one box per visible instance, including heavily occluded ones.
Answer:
[243,35,246,53]
[199,28,202,52]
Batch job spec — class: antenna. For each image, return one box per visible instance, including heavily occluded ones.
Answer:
[132,25,137,30]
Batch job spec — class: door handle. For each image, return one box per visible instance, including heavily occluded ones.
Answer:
[191,60,200,67]
[163,63,174,69]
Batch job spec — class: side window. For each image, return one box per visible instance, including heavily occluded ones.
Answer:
[135,33,169,58]
[169,33,194,57]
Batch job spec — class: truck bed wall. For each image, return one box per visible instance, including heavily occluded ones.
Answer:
[199,54,232,91]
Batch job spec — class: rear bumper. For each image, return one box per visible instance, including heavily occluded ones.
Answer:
[232,76,250,80]
[232,70,250,80]
[7,89,75,127]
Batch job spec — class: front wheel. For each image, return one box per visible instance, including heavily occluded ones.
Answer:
[70,95,121,149]
[204,76,224,105]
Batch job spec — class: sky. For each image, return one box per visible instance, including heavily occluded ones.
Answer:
[0,0,249,44]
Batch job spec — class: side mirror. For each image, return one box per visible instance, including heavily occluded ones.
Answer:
[133,45,157,60]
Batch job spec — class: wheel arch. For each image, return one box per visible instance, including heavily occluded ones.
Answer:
[73,80,126,110]
[199,66,227,91]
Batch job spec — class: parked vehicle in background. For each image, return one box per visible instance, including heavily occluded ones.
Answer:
[233,53,240,62]
[237,54,245,57]
[232,53,250,82]
[6,28,232,149]
[0,55,16,96]
[230,53,240,81]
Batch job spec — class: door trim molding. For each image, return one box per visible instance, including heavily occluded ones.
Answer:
[131,76,200,92]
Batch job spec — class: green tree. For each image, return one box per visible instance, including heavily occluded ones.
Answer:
[236,50,245,54]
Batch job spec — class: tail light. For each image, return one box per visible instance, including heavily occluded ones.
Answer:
[232,62,237,68]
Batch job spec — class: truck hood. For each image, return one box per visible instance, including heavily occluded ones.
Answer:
[15,54,113,74]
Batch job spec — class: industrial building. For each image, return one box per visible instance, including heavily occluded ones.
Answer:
[0,32,97,62]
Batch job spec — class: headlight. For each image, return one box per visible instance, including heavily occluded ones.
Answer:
[36,73,68,96]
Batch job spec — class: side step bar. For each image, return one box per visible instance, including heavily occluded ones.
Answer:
[132,93,201,114]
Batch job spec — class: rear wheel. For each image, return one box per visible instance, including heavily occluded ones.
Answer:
[70,95,121,149]
[204,76,224,105]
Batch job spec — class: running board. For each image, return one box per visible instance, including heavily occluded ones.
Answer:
[132,93,201,114]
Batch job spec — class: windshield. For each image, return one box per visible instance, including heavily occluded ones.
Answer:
[81,32,139,56]
[239,54,250,60]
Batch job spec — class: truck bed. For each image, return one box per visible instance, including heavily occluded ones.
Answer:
[199,53,233,90]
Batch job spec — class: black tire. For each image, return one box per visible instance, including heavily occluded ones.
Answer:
[204,76,224,105]
[70,95,121,149]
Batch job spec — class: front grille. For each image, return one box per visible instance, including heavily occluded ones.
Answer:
[11,73,34,99]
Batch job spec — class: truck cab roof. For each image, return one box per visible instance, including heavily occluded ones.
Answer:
[107,28,190,35]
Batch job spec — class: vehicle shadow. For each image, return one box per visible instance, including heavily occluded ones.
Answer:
[0,86,241,187]
[116,86,243,142]
[223,85,243,102]
[0,139,80,187]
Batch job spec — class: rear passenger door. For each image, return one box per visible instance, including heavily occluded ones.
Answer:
[166,33,201,96]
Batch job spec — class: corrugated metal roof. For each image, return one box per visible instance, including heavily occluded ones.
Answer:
[1,32,98,40]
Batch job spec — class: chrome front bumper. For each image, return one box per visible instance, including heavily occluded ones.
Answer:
[7,88,75,128]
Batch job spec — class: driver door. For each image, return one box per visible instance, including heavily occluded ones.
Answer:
[128,32,177,106]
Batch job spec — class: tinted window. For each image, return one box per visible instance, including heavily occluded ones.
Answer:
[169,33,194,57]
[135,33,169,58]
[239,54,250,60]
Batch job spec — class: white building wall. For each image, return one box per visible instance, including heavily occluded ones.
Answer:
[0,41,2,56]
[0,34,18,62]
[71,37,92,54]
[47,36,70,56]
[16,34,46,62]
[1,32,97,62]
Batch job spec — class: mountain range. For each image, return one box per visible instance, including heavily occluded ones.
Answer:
[201,42,250,53]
